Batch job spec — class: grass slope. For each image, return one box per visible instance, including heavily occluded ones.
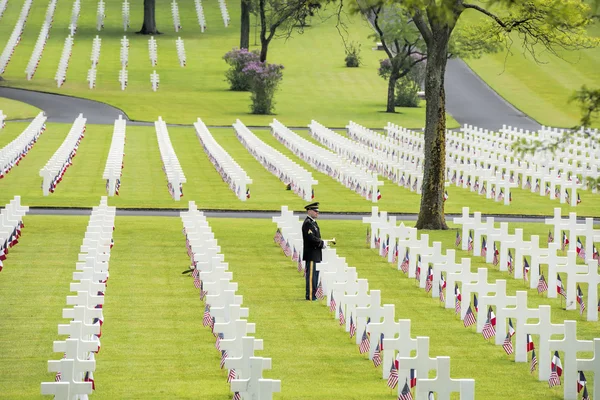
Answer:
[0,216,597,399]
[0,0,448,128]
[0,98,41,120]
[1,121,599,216]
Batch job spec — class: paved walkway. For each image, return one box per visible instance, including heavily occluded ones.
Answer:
[2,59,541,130]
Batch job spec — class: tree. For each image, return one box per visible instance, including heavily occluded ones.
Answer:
[138,0,160,35]
[364,4,427,112]
[383,0,599,230]
[240,0,251,49]
[257,0,324,61]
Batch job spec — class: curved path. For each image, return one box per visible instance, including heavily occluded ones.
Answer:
[2,60,541,130]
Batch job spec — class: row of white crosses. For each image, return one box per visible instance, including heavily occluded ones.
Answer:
[194,0,207,32]
[453,206,600,321]
[155,117,185,200]
[122,0,130,31]
[118,36,129,90]
[0,0,7,21]
[347,121,425,194]
[171,0,182,32]
[270,119,382,202]
[148,36,157,66]
[181,202,281,400]
[0,196,29,272]
[194,118,252,201]
[0,0,33,74]
[312,120,417,195]
[0,112,47,178]
[365,207,600,400]
[218,0,230,27]
[102,116,127,196]
[272,206,475,399]
[176,37,186,67]
[97,0,105,31]
[70,0,81,35]
[55,35,74,88]
[41,197,115,399]
[87,36,101,89]
[39,114,87,196]
[150,70,159,91]
[0,109,6,128]
[25,0,57,80]
[445,126,518,205]
[234,119,318,201]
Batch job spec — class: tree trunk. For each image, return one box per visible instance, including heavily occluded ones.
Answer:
[240,0,251,49]
[138,0,161,34]
[386,75,397,113]
[415,27,451,230]
[259,37,269,62]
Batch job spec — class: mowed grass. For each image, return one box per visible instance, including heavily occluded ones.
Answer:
[1,121,600,216]
[0,215,598,399]
[462,10,600,128]
[0,0,450,129]
[0,98,41,120]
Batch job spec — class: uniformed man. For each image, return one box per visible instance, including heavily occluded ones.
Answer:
[302,202,326,301]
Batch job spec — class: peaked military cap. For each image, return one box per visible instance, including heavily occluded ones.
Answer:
[304,202,319,211]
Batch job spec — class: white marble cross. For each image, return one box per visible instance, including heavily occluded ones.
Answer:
[41,359,93,398]
[382,319,415,379]
[218,320,257,358]
[415,356,475,400]
[420,242,443,289]
[480,281,517,345]
[396,336,437,397]
[150,70,160,92]
[548,250,586,308]
[356,296,385,360]
[431,249,461,300]
[343,279,370,340]
[461,268,494,321]
[576,339,600,400]
[498,228,523,273]
[473,218,497,264]
[367,304,397,362]
[476,280,507,333]
[408,234,431,279]
[224,336,264,380]
[452,207,482,252]
[500,292,540,362]
[571,260,600,321]
[523,305,565,381]
[53,338,99,365]
[514,235,542,282]
[362,207,387,248]
[332,267,358,324]
[549,321,594,400]
[445,258,474,310]
[230,357,281,400]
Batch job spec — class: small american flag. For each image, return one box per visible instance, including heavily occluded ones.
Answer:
[329,292,336,312]
[338,304,346,326]
[194,277,201,289]
[292,246,299,262]
[233,392,241,400]
[463,304,476,327]
[482,308,496,340]
[502,333,513,355]
[227,368,236,383]
[537,274,548,294]
[359,328,370,354]
[349,314,356,338]
[454,285,461,315]
[216,332,224,350]
[425,266,433,293]
[400,249,410,274]
[220,349,228,369]
[372,341,382,367]
[387,360,398,389]
[202,304,211,326]
[548,368,560,387]
[274,228,283,244]
[455,230,461,247]
[297,258,303,273]
[315,282,324,300]
[577,285,586,315]
[530,349,538,373]
[399,380,413,400]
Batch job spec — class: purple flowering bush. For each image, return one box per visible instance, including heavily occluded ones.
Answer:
[223,48,260,91]
[242,61,284,114]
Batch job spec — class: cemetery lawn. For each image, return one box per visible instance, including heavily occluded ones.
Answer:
[1,122,599,217]
[0,216,596,399]
[0,97,41,120]
[0,0,454,129]
[463,14,600,128]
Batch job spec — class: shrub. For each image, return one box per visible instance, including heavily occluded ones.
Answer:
[395,76,421,107]
[344,42,361,68]
[223,48,260,91]
[242,61,284,114]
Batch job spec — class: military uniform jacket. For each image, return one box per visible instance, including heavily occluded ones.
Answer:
[302,216,324,262]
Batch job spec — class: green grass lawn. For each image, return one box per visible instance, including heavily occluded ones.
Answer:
[0,98,41,120]
[462,10,600,128]
[1,121,599,216]
[0,216,597,399]
[0,0,450,129]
